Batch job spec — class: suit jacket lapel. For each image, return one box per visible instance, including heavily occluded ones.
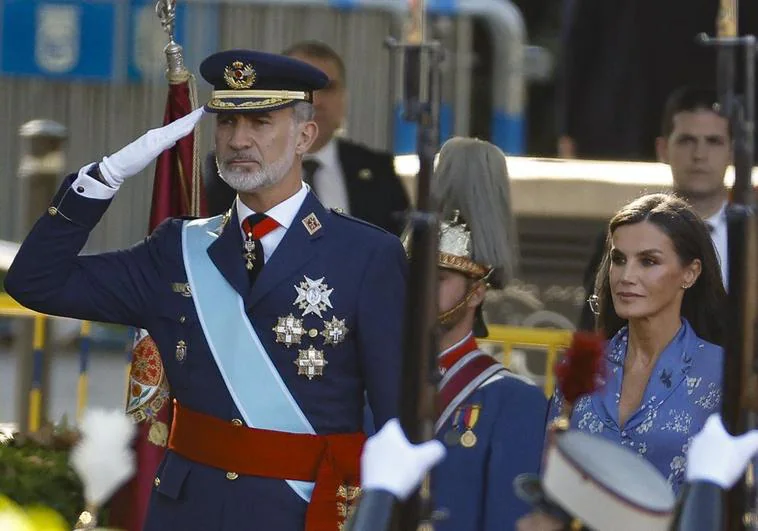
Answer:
[247,192,327,309]
[207,208,249,299]
[337,139,366,218]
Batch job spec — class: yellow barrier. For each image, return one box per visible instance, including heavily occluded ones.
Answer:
[485,325,573,398]
[2,290,572,422]
[0,292,94,431]
[0,292,39,318]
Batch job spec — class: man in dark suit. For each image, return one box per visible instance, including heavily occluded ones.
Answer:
[5,49,407,531]
[577,86,731,331]
[205,40,410,236]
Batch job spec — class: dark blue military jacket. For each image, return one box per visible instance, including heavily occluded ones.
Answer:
[5,174,407,531]
[433,370,548,531]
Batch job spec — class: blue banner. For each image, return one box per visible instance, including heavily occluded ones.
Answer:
[1,0,116,80]
[127,0,187,81]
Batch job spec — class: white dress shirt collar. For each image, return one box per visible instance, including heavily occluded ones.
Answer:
[235,182,308,236]
[704,200,727,232]
[307,137,340,169]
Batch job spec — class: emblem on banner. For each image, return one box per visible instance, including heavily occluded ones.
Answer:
[126,331,170,447]
[294,346,328,380]
[294,276,334,317]
[35,4,80,74]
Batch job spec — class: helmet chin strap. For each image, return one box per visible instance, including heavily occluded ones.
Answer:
[437,282,480,327]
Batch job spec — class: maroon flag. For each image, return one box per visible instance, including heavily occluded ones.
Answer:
[109,34,206,531]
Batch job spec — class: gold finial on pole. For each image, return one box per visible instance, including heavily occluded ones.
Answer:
[155,0,189,83]
[406,0,425,45]
[717,0,738,38]
[716,0,737,37]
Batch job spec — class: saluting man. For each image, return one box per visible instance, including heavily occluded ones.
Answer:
[5,50,407,531]
[422,137,548,531]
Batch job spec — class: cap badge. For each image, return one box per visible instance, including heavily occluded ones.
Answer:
[224,61,256,90]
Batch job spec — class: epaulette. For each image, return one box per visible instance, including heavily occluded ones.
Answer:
[330,208,388,234]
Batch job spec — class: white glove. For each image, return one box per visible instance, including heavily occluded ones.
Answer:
[686,413,758,488]
[99,106,206,188]
[361,418,446,501]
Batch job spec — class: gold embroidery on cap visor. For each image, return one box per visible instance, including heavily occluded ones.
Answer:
[206,89,312,112]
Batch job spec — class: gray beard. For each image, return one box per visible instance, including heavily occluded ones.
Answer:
[217,133,297,194]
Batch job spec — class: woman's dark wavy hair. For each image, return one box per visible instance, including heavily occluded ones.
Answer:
[594,193,726,344]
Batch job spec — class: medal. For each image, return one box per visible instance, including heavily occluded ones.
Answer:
[460,430,477,448]
[449,404,481,449]
[175,340,187,363]
[273,314,305,347]
[243,236,256,270]
[443,429,461,446]
[293,276,334,317]
[294,345,328,380]
[322,316,349,345]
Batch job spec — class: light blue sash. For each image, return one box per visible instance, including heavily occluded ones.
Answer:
[181,217,315,501]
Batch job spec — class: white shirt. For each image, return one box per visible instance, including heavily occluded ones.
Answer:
[304,138,351,213]
[235,183,308,264]
[705,201,728,289]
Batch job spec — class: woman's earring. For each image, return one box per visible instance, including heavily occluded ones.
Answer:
[588,294,600,315]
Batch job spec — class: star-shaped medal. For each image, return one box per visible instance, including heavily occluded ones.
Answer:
[294,276,334,317]
[294,346,328,380]
[322,316,349,346]
[272,314,305,347]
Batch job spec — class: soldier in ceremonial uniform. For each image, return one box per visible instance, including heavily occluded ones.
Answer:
[4,49,407,531]
[420,137,549,531]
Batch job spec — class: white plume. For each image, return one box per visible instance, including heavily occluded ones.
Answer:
[70,409,136,507]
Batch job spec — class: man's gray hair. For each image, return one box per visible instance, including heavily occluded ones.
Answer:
[292,101,315,124]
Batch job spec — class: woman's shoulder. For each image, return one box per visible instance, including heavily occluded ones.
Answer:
[690,333,724,375]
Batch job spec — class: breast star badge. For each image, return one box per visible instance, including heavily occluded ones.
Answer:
[273,314,305,347]
[294,346,328,380]
[294,276,334,317]
[322,316,349,346]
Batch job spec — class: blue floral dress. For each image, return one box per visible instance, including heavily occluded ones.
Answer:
[547,319,723,493]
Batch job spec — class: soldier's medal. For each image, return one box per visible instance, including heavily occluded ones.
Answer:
[273,314,305,347]
[294,276,334,317]
[294,345,328,380]
[443,429,461,446]
[460,430,477,448]
[322,316,349,345]
[460,404,481,448]
[451,404,481,449]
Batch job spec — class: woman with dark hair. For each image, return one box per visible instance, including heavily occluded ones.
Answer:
[547,193,726,494]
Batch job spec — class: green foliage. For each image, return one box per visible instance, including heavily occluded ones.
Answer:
[0,422,84,526]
